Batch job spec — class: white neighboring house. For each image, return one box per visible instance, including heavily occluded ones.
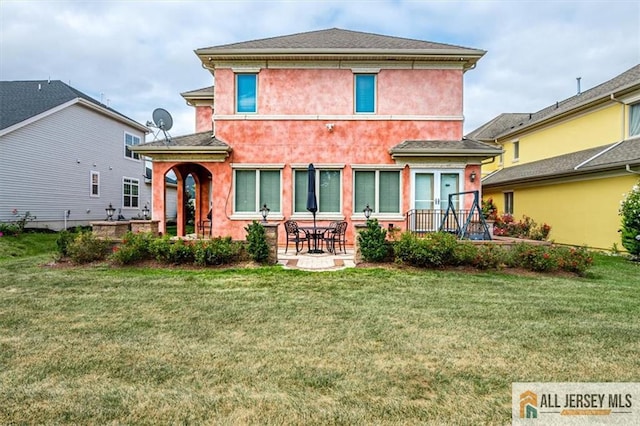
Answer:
[0,80,175,231]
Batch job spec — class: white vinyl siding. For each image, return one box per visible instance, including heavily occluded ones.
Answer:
[0,104,154,230]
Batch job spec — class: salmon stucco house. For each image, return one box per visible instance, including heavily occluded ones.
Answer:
[133,28,501,246]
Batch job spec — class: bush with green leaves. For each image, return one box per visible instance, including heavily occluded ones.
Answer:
[245,221,270,263]
[619,182,640,256]
[66,231,110,264]
[110,231,155,265]
[55,230,76,257]
[394,231,459,268]
[357,218,389,262]
[193,237,242,266]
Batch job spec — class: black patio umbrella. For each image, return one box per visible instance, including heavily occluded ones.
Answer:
[306,163,320,252]
[306,163,318,225]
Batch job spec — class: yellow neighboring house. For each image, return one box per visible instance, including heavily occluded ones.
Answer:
[467,64,640,250]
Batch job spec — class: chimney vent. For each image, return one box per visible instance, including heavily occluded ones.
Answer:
[576,77,582,95]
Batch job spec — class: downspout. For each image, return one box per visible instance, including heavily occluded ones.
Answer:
[626,165,640,175]
[610,93,625,140]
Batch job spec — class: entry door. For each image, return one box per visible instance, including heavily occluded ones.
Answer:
[412,171,461,230]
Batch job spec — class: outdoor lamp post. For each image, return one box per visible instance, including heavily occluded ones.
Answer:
[260,204,270,223]
[363,204,373,220]
[105,203,116,221]
[142,205,150,220]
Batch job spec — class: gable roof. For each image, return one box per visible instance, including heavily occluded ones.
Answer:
[196,28,485,71]
[0,80,146,132]
[180,85,214,103]
[133,131,231,155]
[467,64,640,140]
[482,137,640,187]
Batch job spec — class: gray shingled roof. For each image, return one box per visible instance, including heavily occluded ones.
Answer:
[136,131,230,149]
[180,86,214,99]
[196,28,485,69]
[0,80,140,131]
[198,28,481,52]
[482,137,640,187]
[467,64,640,140]
[390,138,502,157]
[465,113,531,141]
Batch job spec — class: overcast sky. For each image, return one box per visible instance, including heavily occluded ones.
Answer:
[1,0,639,138]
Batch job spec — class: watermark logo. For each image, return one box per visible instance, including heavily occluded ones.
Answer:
[519,390,537,418]
[512,382,639,425]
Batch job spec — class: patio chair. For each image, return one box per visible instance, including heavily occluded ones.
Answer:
[324,221,347,254]
[284,220,307,254]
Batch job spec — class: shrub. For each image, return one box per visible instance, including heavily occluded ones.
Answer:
[507,243,560,273]
[150,235,173,263]
[56,230,76,257]
[473,244,508,270]
[358,219,389,262]
[0,222,20,237]
[110,231,155,265]
[168,239,195,265]
[493,213,551,241]
[394,231,458,268]
[245,221,270,263]
[66,231,110,264]
[452,242,479,266]
[193,237,241,266]
[481,198,498,220]
[619,182,640,256]
[554,246,594,276]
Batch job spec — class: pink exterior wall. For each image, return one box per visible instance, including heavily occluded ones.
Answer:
[213,68,463,116]
[195,106,212,132]
[154,65,481,244]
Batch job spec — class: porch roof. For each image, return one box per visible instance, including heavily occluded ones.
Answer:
[131,131,231,156]
[482,137,640,187]
[389,138,502,159]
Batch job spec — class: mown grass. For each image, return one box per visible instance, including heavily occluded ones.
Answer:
[0,234,639,424]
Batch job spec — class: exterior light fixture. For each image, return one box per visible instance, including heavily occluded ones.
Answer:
[363,204,373,219]
[105,203,116,221]
[142,205,150,220]
[260,204,270,223]
[470,170,477,183]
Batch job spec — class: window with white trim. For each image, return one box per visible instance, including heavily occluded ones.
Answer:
[630,103,640,137]
[504,191,514,215]
[234,169,281,213]
[354,170,400,214]
[294,169,341,213]
[513,141,520,162]
[124,132,140,160]
[90,171,100,197]
[236,73,257,113]
[123,177,139,208]
[355,74,376,113]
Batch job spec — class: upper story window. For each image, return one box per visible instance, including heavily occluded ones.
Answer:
[630,103,640,137]
[355,74,376,113]
[234,169,281,214]
[513,141,520,162]
[294,168,342,214]
[123,177,139,208]
[90,171,100,197]
[124,133,140,160]
[236,73,257,113]
[504,191,514,215]
[354,170,400,214]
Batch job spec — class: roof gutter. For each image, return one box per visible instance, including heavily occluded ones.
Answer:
[610,93,626,141]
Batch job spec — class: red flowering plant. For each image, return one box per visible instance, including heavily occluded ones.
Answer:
[481,198,498,221]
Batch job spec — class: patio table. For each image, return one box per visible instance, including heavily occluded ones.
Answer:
[299,226,333,254]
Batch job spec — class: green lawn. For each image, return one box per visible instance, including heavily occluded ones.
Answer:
[1,234,639,424]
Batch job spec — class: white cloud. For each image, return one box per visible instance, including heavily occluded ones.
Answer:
[1,0,638,137]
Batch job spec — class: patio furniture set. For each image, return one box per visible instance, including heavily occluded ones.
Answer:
[284,220,348,255]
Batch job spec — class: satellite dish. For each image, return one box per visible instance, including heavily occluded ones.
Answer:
[152,108,173,131]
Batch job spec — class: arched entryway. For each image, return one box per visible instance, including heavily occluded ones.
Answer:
[167,163,213,238]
